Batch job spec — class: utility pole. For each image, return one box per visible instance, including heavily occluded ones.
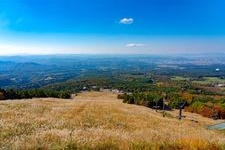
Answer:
[155,100,158,112]
[163,97,165,117]
[178,102,186,120]
[162,92,166,117]
[179,107,182,120]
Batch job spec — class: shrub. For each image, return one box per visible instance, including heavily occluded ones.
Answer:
[169,98,187,109]
[0,89,6,100]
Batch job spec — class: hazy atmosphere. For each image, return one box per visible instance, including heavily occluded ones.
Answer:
[0,0,225,55]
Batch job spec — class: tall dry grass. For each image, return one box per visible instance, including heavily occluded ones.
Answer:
[0,92,225,150]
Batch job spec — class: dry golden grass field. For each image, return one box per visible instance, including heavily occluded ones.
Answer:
[0,92,225,150]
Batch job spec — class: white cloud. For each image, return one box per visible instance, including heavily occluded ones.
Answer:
[126,43,146,47]
[119,18,134,24]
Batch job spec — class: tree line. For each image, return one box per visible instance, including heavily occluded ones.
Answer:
[0,88,71,100]
[119,91,225,119]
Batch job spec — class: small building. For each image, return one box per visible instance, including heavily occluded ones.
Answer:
[100,88,111,92]
[81,86,89,92]
[112,89,120,94]
[91,86,97,89]
[83,86,88,90]
[217,84,225,87]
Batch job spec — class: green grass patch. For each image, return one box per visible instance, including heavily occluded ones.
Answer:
[171,76,190,81]
[192,77,225,85]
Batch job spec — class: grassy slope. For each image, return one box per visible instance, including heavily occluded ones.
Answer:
[0,92,225,150]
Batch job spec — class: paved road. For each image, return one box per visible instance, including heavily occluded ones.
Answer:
[208,122,225,130]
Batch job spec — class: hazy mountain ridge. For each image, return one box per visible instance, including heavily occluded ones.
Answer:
[0,55,225,89]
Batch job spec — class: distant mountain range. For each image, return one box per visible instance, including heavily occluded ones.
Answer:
[0,55,225,89]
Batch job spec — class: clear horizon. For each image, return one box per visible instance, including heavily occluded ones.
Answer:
[1,0,225,55]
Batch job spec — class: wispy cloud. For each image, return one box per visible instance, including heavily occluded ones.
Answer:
[119,18,134,24]
[126,43,146,47]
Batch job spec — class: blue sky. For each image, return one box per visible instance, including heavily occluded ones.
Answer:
[0,0,225,55]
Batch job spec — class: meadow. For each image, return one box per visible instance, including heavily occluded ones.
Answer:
[0,92,225,150]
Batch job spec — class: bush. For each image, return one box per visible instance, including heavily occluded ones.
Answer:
[169,98,187,109]
[186,101,205,114]
[120,92,165,109]
[0,89,6,100]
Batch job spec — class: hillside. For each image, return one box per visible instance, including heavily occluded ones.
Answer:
[0,92,225,150]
